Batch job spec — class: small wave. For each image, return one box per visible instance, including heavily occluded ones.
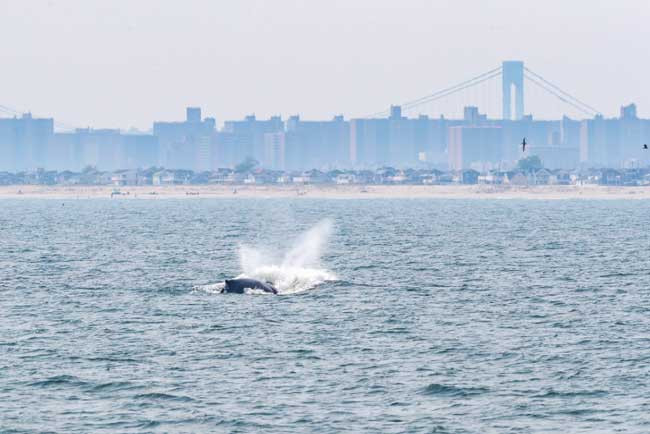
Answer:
[352,264,376,271]
[134,420,162,429]
[599,272,635,278]
[553,408,601,416]
[86,356,140,363]
[532,388,608,398]
[133,392,195,402]
[90,381,140,393]
[422,383,489,397]
[29,375,87,388]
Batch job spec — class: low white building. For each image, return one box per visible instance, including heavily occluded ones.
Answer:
[111,170,138,186]
[335,174,357,184]
[152,171,177,186]
[292,176,310,184]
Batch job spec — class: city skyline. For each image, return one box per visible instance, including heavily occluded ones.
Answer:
[0,58,642,133]
[0,61,643,133]
[1,0,649,129]
[2,98,649,173]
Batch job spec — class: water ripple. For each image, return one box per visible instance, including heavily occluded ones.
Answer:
[2,199,650,432]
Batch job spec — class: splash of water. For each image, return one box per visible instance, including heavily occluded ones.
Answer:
[237,219,336,294]
[281,219,333,269]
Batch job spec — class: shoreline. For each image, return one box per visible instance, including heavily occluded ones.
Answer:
[2,184,650,200]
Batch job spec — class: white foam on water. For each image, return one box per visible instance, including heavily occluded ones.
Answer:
[240,219,336,294]
[197,219,336,295]
[196,281,225,294]
[240,264,336,295]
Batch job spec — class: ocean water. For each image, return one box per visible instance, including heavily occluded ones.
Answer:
[1,198,650,433]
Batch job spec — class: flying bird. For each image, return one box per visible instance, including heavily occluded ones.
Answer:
[521,137,527,152]
[644,144,648,150]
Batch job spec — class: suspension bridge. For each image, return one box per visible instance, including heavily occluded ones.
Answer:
[366,60,602,120]
[1,60,603,128]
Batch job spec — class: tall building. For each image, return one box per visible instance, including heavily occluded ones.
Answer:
[0,113,54,171]
[463,106,485,124]
[618,103,644,164]
[284,115,349,170]
[153,107,216,170]
[414,115,449,166]
[352,107,454,168]
[387,106,415,166]
[48,129,158,171]
[186,107,202,123]
[51,128,123,171]
[263,132,286,170]
[448,126,503,171]
[349,118,390,166]
[579,105,650,167]
[213,131,237,169]
[620,103,637,119]
[221,115,284,167]
[123,134,159,169]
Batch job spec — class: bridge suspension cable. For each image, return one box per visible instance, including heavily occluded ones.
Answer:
[523,72,598,117]
[402,70,502,111]
[364,65,502,118]
[400,66,501,109]
[0,104,22,116]
[524,74,592,117]
[364,62,603,120]
[524,66,601,116]
[0,103,78,131]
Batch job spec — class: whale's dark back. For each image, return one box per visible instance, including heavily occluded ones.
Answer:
[223,278,278,294]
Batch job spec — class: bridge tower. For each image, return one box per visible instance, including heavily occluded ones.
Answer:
[502,60,524,120]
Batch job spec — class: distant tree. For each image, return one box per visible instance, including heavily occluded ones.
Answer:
[82,165,97,174]
[327,169,343,177]
[235,157,259,173]
[517,155,543,173]
[191,171,210,184]
[378,166,397,176]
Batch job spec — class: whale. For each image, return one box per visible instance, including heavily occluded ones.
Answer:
[221,278,279,294]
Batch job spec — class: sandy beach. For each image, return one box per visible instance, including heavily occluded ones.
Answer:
[2,184,650,200]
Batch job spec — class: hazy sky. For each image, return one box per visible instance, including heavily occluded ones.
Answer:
[1,0,649,129]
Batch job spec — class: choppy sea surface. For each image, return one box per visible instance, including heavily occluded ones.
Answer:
[2,198,650,433]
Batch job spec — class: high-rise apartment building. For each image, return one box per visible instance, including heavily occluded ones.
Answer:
[0,113,54,171]
[153,107,216,170]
